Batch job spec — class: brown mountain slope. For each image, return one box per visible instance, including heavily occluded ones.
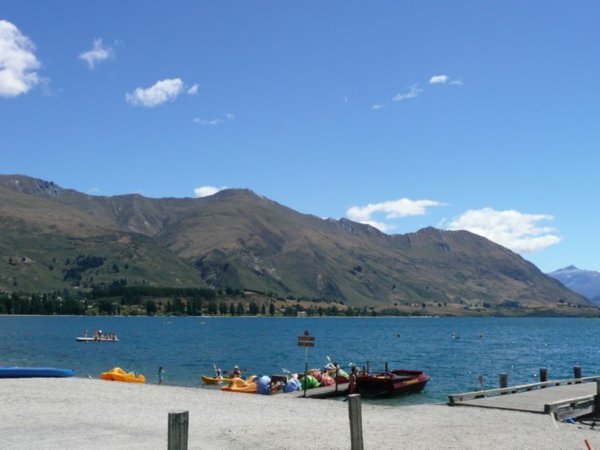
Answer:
[0,175,592,314]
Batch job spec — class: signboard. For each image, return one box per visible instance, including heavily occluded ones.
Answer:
[298,330,315,347]
[298,330,315,398]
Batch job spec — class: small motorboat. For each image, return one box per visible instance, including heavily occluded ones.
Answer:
[100,367,145,383]
[201,374,235,385]
[76,329,118,342]
[220,375,257,394]
[0,367,75,378]
[355,369,429,398]
[76,336,119,342]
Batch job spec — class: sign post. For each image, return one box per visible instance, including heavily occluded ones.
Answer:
[298,330,315,398]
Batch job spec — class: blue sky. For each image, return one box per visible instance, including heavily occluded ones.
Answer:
[1,1,599,272]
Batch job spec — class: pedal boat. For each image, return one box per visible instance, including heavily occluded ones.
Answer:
[100,367,146,383]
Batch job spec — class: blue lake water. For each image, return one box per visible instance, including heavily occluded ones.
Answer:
[1,316,598,405]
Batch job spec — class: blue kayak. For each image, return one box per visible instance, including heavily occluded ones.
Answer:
[0,367,75,378]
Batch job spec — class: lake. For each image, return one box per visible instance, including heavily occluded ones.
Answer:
[1,316,598,405]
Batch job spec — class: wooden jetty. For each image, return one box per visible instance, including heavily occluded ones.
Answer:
[288,383,348,399]
[449,376,600,420]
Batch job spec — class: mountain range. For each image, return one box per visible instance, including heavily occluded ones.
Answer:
[548,266,600,305]
[0,174,594,315]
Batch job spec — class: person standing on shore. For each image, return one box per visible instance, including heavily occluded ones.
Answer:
[348,366,358,394]
[158,366,165,385]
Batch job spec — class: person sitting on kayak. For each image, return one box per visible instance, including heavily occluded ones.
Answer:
[232,366,242,378]
[215,367,223,379]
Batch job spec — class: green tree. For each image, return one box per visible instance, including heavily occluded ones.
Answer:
[98,300,114,315]
[216,302,225,315]
[146,300,158,316]
[236,302,245,316]
[248,301,259,315]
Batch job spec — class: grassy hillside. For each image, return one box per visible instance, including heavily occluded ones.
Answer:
[0,174,594,316]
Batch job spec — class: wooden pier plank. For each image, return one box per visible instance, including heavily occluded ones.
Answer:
[451,383,596,414]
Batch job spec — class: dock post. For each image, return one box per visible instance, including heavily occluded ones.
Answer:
[596,380,600,414]
[384,362,388,373]
[304,361,308,398]
[168,411,189,450]
[348,394,364,450]
[540,368,548,387]
[574,366,582,383]
[499,373,508,393]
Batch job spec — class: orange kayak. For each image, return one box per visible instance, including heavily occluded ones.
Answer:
[100,367,146,383]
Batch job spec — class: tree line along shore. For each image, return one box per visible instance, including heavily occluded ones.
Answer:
[1,284,596,317]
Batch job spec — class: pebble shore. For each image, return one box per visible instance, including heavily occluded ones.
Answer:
[0,377,596,449]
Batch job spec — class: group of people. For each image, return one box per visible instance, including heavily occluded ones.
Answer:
[214,365,242,379]
[82,328,118,341]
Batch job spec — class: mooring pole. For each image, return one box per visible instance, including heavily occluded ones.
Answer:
[499,373,508,394]
[596,380,600,414]
[348,394,364,450]
[304,348,308,398]
[574,366,582,383]
[540,368,548,388]
[168,411,189,450]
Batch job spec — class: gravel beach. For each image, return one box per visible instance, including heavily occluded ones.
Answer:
[0,377,596,449]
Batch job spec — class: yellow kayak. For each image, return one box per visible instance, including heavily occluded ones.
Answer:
[221,375,257,393]
[201,374,235,385]
[100,367,146,383]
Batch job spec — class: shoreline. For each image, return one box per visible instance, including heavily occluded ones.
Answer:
[0,377,596,449]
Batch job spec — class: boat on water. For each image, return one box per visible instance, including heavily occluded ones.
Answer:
[76,336,119,342]
[355,368,429,398]
[100,367,145,383]
[0,367,75,378]
[201,374,235,385]
[76,329,118,342]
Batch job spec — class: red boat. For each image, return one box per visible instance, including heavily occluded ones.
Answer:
[355,369,430,398]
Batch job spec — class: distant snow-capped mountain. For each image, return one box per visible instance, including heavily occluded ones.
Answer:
[549,266,600,305]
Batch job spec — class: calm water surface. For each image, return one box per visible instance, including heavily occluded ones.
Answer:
[1,316,598,405]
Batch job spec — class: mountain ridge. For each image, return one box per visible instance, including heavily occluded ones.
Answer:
[0,174,593,315]
[548,266,600,305]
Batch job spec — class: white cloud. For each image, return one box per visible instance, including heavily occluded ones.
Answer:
[444,208,561,253]
[126,78,184,107]
[392,85,422,102]
[0,20,41,98]
[450,79,463,86]
[79,38,113,69]
[194,185,226,197]
[193,118,223,126]
[347,198,443,232]
[372,103,385,110]
[429,75,449,84]
[187,84,199,95]
[193,113,235,126]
